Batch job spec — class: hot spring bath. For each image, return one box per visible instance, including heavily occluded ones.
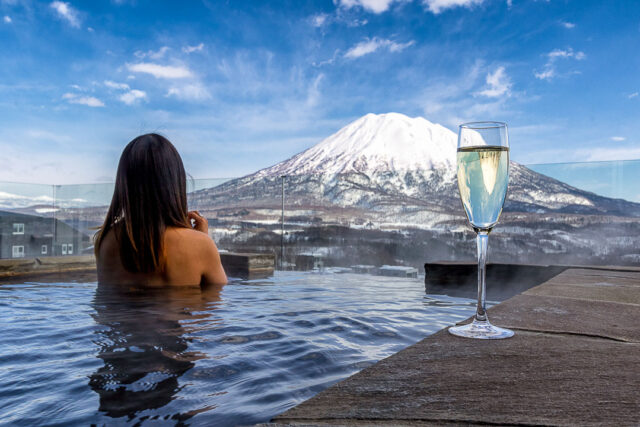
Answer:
[0,271,476,426]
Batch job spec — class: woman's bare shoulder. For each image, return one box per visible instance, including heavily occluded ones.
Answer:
[164,227,217,258]
[163,226,225,286]
[165,226,211,244]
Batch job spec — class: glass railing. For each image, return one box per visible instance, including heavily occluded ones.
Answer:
[527,159,640,203]
[0,159,638,269]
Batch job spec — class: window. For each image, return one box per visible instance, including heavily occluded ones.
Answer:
[12,246,24,258]
[41,245,47,255]
[67,244,73,255]
[62,244,68,255]
[12,223,24,235]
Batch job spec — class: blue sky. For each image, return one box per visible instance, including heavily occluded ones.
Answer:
[0,0,639,184]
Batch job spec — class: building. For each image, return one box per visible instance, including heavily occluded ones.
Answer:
[0,211,90,259]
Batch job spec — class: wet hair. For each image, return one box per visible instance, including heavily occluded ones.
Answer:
[94,133,190,273]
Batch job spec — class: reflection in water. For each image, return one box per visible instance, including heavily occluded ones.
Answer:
[0,273,477,425]
[89,284,222,421]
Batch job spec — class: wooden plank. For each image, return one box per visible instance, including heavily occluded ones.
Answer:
[272,267,640,426]
[0,252,275,282]
[273,330,640,426]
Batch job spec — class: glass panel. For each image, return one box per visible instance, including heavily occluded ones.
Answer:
[2,158,638,268]
[52,183,115,258]
[527,159,640,203]
[0,182,55,259]
[186,159,640,271]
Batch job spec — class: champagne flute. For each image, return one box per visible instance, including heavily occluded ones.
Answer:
[449,121,514,339]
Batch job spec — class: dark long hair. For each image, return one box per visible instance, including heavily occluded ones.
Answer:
[95,134,190,273]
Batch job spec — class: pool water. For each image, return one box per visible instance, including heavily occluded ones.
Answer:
[0,272,475,426]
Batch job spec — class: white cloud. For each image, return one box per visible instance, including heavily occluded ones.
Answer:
[3,15,11,23]
[535,47,586,81]
[306,74,325,107]
[182,43,204,54]
[50,1,80,28]
[476,66,511,98]
[416,61,522,127]
[548,48,585,60]
[62,93,104,107]
[534,68,555,80]
[127,62,193,79]
[561,21,575,29]
[335,0,400,14]
[87,26,94,32]
[423,0,485,14]
[134,46,170,60]
[119,89,147,105]
[388,40,415,52]
[311,13,329,27]
[166,83,211,101]
[628,92,638,99]
[584,146,640,162]
[610,136,625,142]
[344,37,415,59]
[104,80,130,90]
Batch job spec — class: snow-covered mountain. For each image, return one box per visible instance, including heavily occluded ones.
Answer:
[191,112,640,220]
[255,112,457,177]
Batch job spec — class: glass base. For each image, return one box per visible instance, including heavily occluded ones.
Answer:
[449,319,514,340]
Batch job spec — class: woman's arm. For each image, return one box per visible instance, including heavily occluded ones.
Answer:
[188,211,228,286]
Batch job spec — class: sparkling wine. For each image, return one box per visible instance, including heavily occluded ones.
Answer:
[457,146,509,231]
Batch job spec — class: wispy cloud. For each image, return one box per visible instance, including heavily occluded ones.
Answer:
[126,62,193,79]
[182,43,204,54]
[62,93,104,107]
[306,74,324,107]
[3,15,11,23]
[423,0,485,14]
[610,136,625,142]
[583,146,640,162]
[561,21,575,29]
[104,80,129,90]
[418,61,513,127]
[134,46,170,60]
[628,92,638,99]
[104,80,145,104]
[535,47,586,81]
[50,1,80,28]
[119,89,146,105]
[475,66,511,98]
[311,13,329,27]
[548,48,586,60]
[335,0,401,14]
[166,83,211,101]
[344,37,415,59]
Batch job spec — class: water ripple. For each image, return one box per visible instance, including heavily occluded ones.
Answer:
[0,272,475,426]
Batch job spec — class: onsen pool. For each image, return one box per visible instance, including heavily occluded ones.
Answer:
[0,271,476,426]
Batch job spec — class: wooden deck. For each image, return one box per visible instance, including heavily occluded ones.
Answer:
[0,252,275,283]
[269,266,640,426]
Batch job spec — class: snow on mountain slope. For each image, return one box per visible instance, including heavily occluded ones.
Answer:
[190,112,640,218]
[254,112,457,177]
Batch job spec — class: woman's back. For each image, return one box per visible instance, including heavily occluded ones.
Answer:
[97,225,227,287]
[94,133,227,288]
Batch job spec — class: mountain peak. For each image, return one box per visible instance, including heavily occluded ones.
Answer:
[255,112,457,177]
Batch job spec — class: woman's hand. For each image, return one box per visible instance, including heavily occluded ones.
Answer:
[188,211,208,234]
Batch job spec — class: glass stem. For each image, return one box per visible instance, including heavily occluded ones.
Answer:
[475,231,489,322]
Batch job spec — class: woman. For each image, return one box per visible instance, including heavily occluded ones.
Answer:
[94,133,227,287]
